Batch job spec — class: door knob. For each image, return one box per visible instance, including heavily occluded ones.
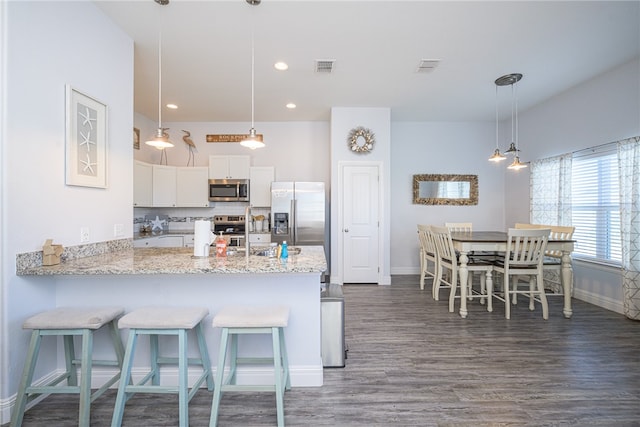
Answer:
[344,229,349,233]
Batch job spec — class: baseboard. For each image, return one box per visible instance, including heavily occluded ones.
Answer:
[573,288,624,315]
[390,267,420,275]
[0,364,323,424]
[0,370,60,425]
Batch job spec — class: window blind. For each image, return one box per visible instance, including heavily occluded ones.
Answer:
[571,146,621,264]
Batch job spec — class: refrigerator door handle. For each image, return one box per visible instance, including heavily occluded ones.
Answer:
[291,199,297,244]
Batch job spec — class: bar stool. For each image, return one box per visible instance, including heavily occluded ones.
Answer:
[111,306,213,427]
[11,306,125,427]
[210,305,291,427]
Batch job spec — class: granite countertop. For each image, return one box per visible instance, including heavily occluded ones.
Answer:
[17,246,327,276]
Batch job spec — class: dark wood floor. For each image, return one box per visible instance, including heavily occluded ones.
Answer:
[7,275,640,426]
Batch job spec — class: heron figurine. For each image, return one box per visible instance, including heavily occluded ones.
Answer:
[182,130,196,166]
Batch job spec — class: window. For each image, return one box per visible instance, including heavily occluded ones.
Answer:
[571,147,621,264]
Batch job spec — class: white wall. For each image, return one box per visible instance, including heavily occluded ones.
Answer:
[330,108,392,285]
[137,121,331,185]
[1,1,133,413]
[390,121,506,274]
[505,58,640,312]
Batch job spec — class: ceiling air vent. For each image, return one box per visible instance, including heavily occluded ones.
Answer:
[416,59,440,73]
[315,59,335,73]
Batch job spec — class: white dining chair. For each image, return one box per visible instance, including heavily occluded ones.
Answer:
[430,225,494,313]
[417,224,438,293]
[444,222,473,233]
[492,228,551,320]
[514,223,575,297]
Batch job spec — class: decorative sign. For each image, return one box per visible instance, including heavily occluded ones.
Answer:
[206,134,264,143]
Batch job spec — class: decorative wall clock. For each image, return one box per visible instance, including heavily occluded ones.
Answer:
[348,126,375,153]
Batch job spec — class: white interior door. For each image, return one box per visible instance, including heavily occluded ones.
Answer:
[342,165,380,283]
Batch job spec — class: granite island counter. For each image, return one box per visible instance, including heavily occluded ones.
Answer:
[17,245,327,387]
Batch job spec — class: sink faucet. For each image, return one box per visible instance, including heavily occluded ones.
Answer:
[245,205,251,257]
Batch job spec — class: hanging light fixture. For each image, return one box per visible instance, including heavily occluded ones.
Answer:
[145,0,174,154]
[494,73,527,170]
[240,0,265,150]
[488,84,506,162]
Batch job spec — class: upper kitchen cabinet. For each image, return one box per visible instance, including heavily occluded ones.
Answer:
[152,165,177,207]
[134,160,153,207]
[249,166,275,207]
[176,167,209,207]
[134,162,209,208]
[209,155,250,179]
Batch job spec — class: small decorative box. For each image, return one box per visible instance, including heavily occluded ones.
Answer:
[42,239,64,266]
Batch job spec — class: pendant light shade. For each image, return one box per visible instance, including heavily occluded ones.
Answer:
[240,128,264,150]
[146,2,173,151]
[508,156,528,170]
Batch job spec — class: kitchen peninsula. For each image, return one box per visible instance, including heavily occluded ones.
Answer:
[17,244,327,387]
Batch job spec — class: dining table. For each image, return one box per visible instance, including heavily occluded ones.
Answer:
[450,231,575,319]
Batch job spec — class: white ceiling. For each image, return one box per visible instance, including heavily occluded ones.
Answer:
[95,0,640,123]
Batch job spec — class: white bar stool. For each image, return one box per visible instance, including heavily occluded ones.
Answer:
[111,306,213,427]
[209,305,291,427]
[11,306,125,427]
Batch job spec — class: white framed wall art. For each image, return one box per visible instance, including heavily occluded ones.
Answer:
[65,85,107,188]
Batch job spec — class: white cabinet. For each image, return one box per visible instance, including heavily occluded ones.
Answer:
[176,167,209,207]
[183,235,195,247]
[209,155,250,179]
[134,162,209,208]
[152,165,177,207]
[249,233,271,245]
[156,235,184,247]
[134,161,153,207]
[249,166,275,207]
[134,235,185,248]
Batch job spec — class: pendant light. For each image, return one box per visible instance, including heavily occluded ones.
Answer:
[488,84,506,162]
[240,0,265,149]
[145,0,174,153]
[494,73,527,171]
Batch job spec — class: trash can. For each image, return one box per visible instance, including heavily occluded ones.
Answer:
[321,283,346,368]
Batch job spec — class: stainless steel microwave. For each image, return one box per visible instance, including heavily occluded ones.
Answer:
[208,179,249,202]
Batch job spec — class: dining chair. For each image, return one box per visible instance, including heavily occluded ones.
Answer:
[417,224,438,293]
[430,225,494,313]
[492,228,551,320]
[446,222,497,262]
[444,222,472,233]
[514,223,575,297]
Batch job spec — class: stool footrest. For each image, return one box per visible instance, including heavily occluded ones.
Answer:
[123,385,181,394]
[155,356,207,366]
[221,384,276,392]
[235,357,283,365]
[72,359,120,367]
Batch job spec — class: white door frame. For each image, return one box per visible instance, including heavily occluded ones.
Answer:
[335,161,384,285]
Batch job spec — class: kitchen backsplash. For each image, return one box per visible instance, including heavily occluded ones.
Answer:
[134,204,271,233]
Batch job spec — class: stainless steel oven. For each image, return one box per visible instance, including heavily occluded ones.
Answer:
[213,215,246,247]
[208,179,249,202]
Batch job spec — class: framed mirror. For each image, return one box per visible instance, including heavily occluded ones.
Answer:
[413,174,478,205]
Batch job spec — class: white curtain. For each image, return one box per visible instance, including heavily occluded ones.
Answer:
[530,154,572,225]
[530,154,572,293]
[618,136,640,320]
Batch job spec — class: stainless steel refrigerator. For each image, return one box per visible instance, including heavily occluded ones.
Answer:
[271,182,325,246]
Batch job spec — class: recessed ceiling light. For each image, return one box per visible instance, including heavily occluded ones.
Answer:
[274,62,288,71]
[286,103,296,109]
[166,103,178,109]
